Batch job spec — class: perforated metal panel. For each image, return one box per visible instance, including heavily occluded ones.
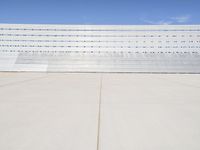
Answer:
[0,24,200,73]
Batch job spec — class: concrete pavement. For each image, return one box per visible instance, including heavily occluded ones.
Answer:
[0,73,200,150]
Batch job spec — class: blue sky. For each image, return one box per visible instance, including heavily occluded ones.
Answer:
[0,0,200,25]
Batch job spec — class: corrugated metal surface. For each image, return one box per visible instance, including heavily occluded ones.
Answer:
[0,24,200,73]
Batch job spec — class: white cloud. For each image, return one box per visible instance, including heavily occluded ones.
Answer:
[141,19,172,25]
[141,15,191,25]
[171,15,190,23]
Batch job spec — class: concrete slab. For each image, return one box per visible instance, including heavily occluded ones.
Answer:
[100,74,200,150]
[0,73,200,150]
[0,73,101,150]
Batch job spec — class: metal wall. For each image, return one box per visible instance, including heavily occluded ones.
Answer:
[0,24,200,73]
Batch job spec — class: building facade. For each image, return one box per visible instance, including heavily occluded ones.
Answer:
[0,24,200,72]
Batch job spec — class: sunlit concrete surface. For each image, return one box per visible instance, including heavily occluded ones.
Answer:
[0,73,200,150]
[0,73,100,150]
[100,74,200,150]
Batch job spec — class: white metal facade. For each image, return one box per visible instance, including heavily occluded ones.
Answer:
[0,24,200,72]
